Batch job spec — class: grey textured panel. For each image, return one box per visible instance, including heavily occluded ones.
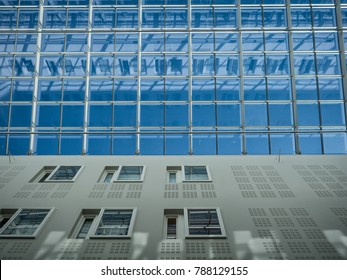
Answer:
[50,191,68,199]
[278,191,295,198]
[261,165,275,171]
[88,192,104,199]
[160,241,182,254]
[111,184,126,190]
[57,184,72,191]
[0,184,5,190]
[296,218,317,227]
[236,177,250,183]
[287,242,312,254]
[273,183,290,190]
[83,242,106,255]
[303,229,326,240]
[182,192,198,199]
[290,208,309,216]
[308,183,326,190]
[11,166,25,171]
[334,190,347,197]
[165,184,179,191]
[326,183,344,190]
[312,242,340,255]
[186,242,207,259]
[269,208,288,216]
[233,171,247,176]
[241,191,257,198]
[330,208,347,216]
[280,229,302,239]
[249,171,263,177]
[238,184,253,190]
[274,218,295,227]
[246,166,259,171]
[248,208,267,217]
[39,184,54,191]
[201,191,216,198]
[107,192,123,199]
[315,190,334,198]
[32,191,49,198]
[0,178,12,184]
[329,170,345,176]
[129,184,143,191]
[182,184,197,190]
[164,192,179,199]
[21,184,37,191]
[109,242,131,254]
[200,183,215,190]
[256,184,272,190]
[126,192,141,198]
[59,241,83,260]
[0,166,10,171]
[259,191,276,198]
[93,184,107,191]
[210,242,233,259]
[3,171,19,177]
[13,191,30,198]
[230,165,244,171]
[253,218,273,227]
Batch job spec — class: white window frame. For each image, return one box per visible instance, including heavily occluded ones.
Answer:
[0,208,54,239]
[182,165,212,182]
[184,207,226,239]
[45,165,83,182]
[71,208,137,239]
[99,166,146,183]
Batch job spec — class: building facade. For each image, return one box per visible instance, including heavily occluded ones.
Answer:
[0,0,347,260]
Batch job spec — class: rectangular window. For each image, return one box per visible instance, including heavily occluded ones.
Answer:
[46,166,83,182]
[184,208,226,238]
[0,208,54,238]
[70,208,136,239]
[183,166,211,181]
[99,166,145,182]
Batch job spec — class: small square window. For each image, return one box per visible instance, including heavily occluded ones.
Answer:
[70,208,137,239]
[98,166,145,182]
[0,208,54,238]
[184,208,226,238]
[166,166,182,183]
[183,166,211,181]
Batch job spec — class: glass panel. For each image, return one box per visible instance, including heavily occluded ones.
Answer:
[36,134,59,155]
[323,133,347,154]
[142,55,165,76]
[265,32,288,51]
[192,55,214,76]
[315,32,338,51]
[295,79,317,100]
[192,33,214,52]
[216,55,238,76]
[40,56,64,76]
[114,104,136,127]
[244,103,267,126]
[140,104,164,126]
[270,134,295,155]
[268,103,293,126]
[95,210,133,236]
[17,34,37,52]
[0,34,15,52]
[242,33,264,52]
[13,56,35,77]
[166,8,187,28]
[292,32,314,51]
[142,9,164,28]
[63,80,85,101]
[8,134,30,155]
[244,79,266,100]
[142,33,164,52]
[313,8,335,27]
[215,33,238,52]
[116,33,138,52]
[246,133,269,154]
[294,55,315,75]
[112,133,136,155]
[50,166,81,180]
[291,8,311,28]
[267,79,291,100]
[165,33,188,52]
[63,56,86,76]
[216,79,239,101]
[60,134,83,155]
[0,10,17,29]
[299,133,322,154]
[88,134,111,155]
[44,10,66,28]
[38,80,62,101]
[114,79,137,101]
[116,9,138,28]
[166,55,188,76]
[243,55,264,76]
[10,105,32,127]
[241,9,262,28]
[12,80,34,101]
[140,133,164,155]
[316,54,340,75]
[214,8,236,28]
[93,9,115,28]
[76,218,93,239]
[89,104,112,127]
[166,134,189,155]
[90,56,114,76]
[266,55,289,75]
[185,166,208,181]
[89,79,113,101]
[217,104,240,126]
[165,104,189,126]
[193,133,216,155]
[18,10,38,29]
[166,79,188,101]
[218,133,242,155]
[42,34,64,52]
[62,105,84,127]
[118,166,143,180]
[92,34,114,52]
[192,8,213,28]
[320,103,345,126]
[66,34,88,52]
[0,104,9,127]
[37,104,60,127]
[0,56,13,76]
[67,10,88,28]
[0,209,50,236]
[141,79,164,101]
[193,104,216,126]
[318,78,343,100]
[188,209,221,235]
[297,103,320,126]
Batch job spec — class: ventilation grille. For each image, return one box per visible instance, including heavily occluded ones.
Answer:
[89,184,143,199]
[164,184,216,199]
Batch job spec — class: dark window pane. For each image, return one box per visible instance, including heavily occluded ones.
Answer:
[140,134,164,155]
[36,135,59,155]
[218,133,242,155]
[193,133,216,155]
[10,105,32,127]
[89,104,112,127]
[112,134,136,155]
[62,105,84,127]
[114,105,136,127]
[8,135,30,155]
[246,134,269,155]
[60,134,83,155]
[88,135,111,155]
[299,134,322,154]
[37,104,60,127]
[193,104,216,126]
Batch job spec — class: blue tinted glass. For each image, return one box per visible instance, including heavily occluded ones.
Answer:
[216,79,239,100]
[89,105,112,127]
[269,103,293,126]
[90,80,113,101]
[114,105,136,126]
[192,33,214,52]
[246,134,269,155]
[167,0,186,4]
[166,9,187,28]
[0,135,6,155]
[316,54,340,75]
[42,34,64,52]
[88,134,111,155]
[116,10,138,28]
[320,103,345,126]
[64,56,86,76]
[0,81,10,101]
[216,55,238,76]
[141,104,164,126]
[66,34,88,52]
[143,0,164,3]
[215,33,238,52]
[291,9,311,27]
[68,10,88,28]
[0,56,13,76]
[0,34,15,52]
[263,0,284,4]
[318,78,343,100]
[315,32,338,51]
[92,34,114,52]
[60,134,83,155]
[117,0,138,4]
[112,134,136,155]
[93,10,115,28]
[142,55,165,76]
[114,79,137,101]
[40,56,64,76]
[313,8,335,27]
[13,57,35,77]
[244,79,266,100]
[294,55,315,75]
[8,135,30,155]
[264,9,286,27]
[192,55,214,76]
[69,0,90,5]
[295,79,317,100]
[166,134,189,155]
[142,9,164,28]
[12,80,33,101]
[116,55,138,76]
[243,55,264,76]
[0,104,9,127]
[343,9,347,27]
[10,105,32,127]
[242,33,263,52]
[166,104,189,126]
[266,55,289,75]
[166,79,188,101]
[63,80,85,101]
[270,134,295,155]
[90,56,114,76]
[193,133,216,155]
[192,8,213,28]
[241,0,260,3]
[140,134,164,155]
[245,104,268,126]
[142,33,164,52]
[44,10,66,28]
[37,104,60,127]
[116,33,138,52]
[165,33,188,52]
[38,80,62,101]
[192,104,216,126]
[218,133,242,155]
[18,10,38,29]
[141,80,164,101]
[17,34,37,52]
[297,103,320,126]
[36,135,59,155]
[265,32,288,51]
[323,133,347,154]
[241,9,262,28]
[0,10,17,29]
[167,55,188,76]
[62,105,84,127]
[217,104,240,126]
[193,79,214,101]
[292,32,313,51]
[214,9,236,28]
[299,134,322,154]
[344,32,347,51]
[267,79,291,100]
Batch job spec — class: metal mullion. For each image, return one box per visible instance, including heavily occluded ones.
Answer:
[213,30,219,154]
[188,0,193,155]
[28,0,44,155]
[286,0,300,154]
[136,0,142,155]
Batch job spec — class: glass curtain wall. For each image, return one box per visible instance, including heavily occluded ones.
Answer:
[0,0,346,155]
